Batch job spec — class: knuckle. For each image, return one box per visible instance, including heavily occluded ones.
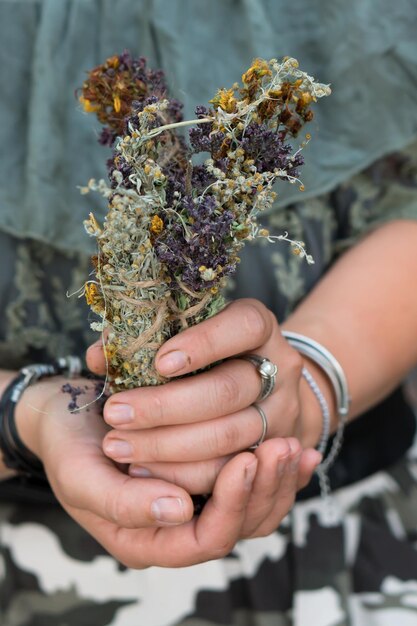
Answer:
[210,539,235,559]
[241,300,272,345]
[287,346,304,378]
[288,437,302,457]
[143,392,165,427]
[197,326,218,363]
[215,420,241,455]
[142,431,163,462]
[104,480,134,527]
[211,372,241,412]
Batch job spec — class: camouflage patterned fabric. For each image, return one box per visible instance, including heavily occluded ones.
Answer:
[1,456,417,626]
[0,143,417,625]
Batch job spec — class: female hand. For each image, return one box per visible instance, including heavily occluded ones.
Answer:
[87,298,323,494]
[16,376,320,567]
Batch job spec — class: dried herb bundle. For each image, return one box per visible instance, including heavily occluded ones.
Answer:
[80,53,330,390]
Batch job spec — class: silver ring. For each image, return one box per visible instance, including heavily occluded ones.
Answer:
[241,354,278,401]
[248,403,268,450]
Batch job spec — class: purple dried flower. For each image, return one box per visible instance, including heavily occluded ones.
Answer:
[154,195,236,291]
[191,165,215,193]
[241,122,304,177]
[61,383,85,412]
[99,127,116,147]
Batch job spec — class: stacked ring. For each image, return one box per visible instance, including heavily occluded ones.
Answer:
[248,404,268,450]
[241,354,278,402]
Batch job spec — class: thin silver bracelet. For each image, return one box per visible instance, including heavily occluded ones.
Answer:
[283,331,350,498]
[301,366,330,455]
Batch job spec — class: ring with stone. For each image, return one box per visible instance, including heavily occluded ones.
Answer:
[248,404,268,450]
[241,354,278,401]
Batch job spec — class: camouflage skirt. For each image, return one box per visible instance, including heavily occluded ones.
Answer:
[1,445,417,626]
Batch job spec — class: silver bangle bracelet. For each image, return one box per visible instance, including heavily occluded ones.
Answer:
[281,331,350,418]
[283,331,351,498]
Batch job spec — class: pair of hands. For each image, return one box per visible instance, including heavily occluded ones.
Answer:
[22,299,321,568]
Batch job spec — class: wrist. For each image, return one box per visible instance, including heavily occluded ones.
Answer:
[14,378,64,461]
[0,357,86,477]
[15,376,102,461]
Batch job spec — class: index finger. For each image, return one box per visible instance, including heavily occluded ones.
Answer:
[86,298,274,379]
[86,339,107,376]
[155,298,274,377]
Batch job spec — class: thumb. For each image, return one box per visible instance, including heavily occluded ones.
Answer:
[50,449,195,528]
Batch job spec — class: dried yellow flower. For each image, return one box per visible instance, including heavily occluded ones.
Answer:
[113,95,122,113]
[150,215,164,235]
[85,283,99,306]
[242,58,272,84]
[106,55,120,69]
[79,96,100,113]
[210,88,237,113]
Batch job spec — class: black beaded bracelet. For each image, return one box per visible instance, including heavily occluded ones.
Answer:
[0,356,82,480]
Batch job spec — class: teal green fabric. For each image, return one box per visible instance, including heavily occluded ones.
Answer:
[1,0,417,253]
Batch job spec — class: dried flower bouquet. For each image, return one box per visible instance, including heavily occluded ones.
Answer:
[79,52,330,390]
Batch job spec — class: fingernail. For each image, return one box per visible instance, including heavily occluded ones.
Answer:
[151,497,186,524]
[244,460,258,488]
[129,466,152,478]
[106,403,134,425]
[157,350,189,375]
[103,439,133,459]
